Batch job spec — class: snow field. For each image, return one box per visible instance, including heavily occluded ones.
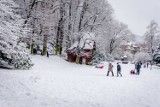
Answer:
[0,56,160,107]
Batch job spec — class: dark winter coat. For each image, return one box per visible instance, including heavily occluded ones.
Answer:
[137,63,141,70]
[47,51,49,57]
[117,64,121,71]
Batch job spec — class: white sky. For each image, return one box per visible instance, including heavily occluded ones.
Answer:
[107,0,160,36]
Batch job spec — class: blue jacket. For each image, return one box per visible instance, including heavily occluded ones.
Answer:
[137,63,141,70]
[117,64,121,71]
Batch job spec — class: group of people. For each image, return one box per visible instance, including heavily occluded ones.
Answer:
[106,61,145,77]
[107,62,122,77]
[144,62,152,70]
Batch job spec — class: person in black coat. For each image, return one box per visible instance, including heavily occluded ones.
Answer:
[47,51,49,58]
[136,62,141,75]
[117,63,122,77]
[33,48,37,55]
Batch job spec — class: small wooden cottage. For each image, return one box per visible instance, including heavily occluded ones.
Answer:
[67,32,96,65]
[66,41,78,62]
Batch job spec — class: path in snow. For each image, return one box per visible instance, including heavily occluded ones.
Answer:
[0,56,160,107]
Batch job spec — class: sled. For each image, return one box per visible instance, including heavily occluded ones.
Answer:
[95,63,104,69]
[130,70,135,74]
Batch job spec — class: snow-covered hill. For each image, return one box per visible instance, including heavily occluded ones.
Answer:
[0,56,160,107]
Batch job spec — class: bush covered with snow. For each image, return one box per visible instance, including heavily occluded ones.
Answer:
[91,52,114,64]
[10,53,33,69]
[0,48,34,69]
[153,44,160,64]
[133,52,151,63]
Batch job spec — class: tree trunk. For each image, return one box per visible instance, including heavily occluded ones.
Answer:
[66,0,72,49]
[23,0,37,27]
[31,43,34,54]
[55,1,65,55]
[42,35,47,56]
[78,0,87,32]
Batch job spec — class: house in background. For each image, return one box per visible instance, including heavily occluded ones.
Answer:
[66,32,96,65]
[121,41,140,54]
[121,41,132,52]
[131,45,140,54]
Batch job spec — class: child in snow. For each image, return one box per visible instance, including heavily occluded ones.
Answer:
[134,62,137,74]
[117,63,122,77]
[150,62,152,70]
[147,62,149,68]
[107,62,114,76]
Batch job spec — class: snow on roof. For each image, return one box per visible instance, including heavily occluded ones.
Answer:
[133,45,138,48]
[68,32,95,51]
[123,55,127,58]
[83,40,94,50]
[68,41,78,50]
[79,32,95,50]
[123,41,132,46]
[37,0,43,2]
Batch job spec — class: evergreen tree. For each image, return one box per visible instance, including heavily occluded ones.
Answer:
[0,0,33,69]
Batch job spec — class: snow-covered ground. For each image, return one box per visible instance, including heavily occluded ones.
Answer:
[0,56,160,107]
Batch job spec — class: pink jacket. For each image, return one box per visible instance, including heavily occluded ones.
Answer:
[108,63,113,71]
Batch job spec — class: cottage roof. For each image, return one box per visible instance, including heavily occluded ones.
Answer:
[133,45,138,48]
[68,41,78,50]
[122,41,133,46]
[123,55,127,58]
[79,32,95,50]
[68,32,95,51]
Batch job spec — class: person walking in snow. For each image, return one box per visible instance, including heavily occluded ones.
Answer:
[147,62,149,68]
[107,62,114,76]
[136,62,141,75]
[150,62,152,70]
[47,51,49,58]
[134,62,138,74]
[117,63,122,77]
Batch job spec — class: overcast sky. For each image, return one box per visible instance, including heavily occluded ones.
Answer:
[107,0,160,36]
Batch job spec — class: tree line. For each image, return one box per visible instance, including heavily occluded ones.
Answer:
[15,0,134,59]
